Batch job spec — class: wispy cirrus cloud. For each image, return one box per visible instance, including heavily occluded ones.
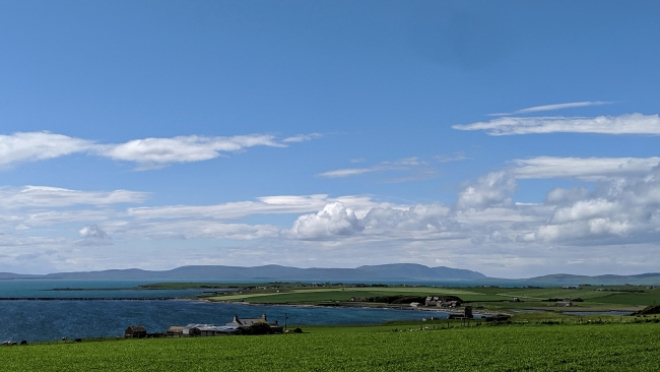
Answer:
[318,157,424,179]
[95,134,284,170]
[511,156,660,180]
[434,153,468,163]
[489,101,612,116]
[453,113,660,136]
[0,132,320,170]
[282,133,323,143]
[0,185,149,208]
[127,194,388,221]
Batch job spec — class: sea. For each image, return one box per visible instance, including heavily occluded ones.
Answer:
[0,280,452,342]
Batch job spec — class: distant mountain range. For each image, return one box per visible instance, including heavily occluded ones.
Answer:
[0,264,485,282]
[1,264,660,285]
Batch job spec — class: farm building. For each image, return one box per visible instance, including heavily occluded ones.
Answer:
[448,306,473,320]
[226,314,283,333]
[166,326,184,337]
[124,325,147,339]
[438,300,461,308]
[182,324,215,336]
[189,325,241,336]
[425,296,439,306]
[556,300,573,307]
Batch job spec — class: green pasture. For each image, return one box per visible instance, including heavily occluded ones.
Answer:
[208,286,501,303]
[2,322,659,371]
[587,291,660,306]
[141,281,656,312]
[496,287,618,300]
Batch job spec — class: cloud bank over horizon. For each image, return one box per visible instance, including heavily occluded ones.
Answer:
[3,153,660,277]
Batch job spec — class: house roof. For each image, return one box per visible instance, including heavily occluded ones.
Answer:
[126,325,146,333]
[226,314,273,327]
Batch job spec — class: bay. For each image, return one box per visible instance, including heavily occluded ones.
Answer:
[0,280,452,342]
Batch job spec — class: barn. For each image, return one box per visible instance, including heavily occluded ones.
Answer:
[124,325,147,338]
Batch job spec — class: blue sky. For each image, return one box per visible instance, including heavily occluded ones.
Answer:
[1,1,660,277]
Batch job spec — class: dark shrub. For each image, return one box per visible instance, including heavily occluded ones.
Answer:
[292,327,303,333]
[248,323,272,335]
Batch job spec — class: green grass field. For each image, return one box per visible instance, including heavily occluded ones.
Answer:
[194,283,660,313]
[2,322,659,371]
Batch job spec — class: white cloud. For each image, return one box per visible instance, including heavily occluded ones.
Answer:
[490,101,612,116]
[116,220,280,240]
[127,194,387,221]
[0,132,318,170]
[545,187,590,205]
[0,186,149,208]
[512,157,660,180]
[457,172,517,209]
[282,133,323,143]
[318,168,374,178]
[0,132,94,168]
[289,202,364,239]
[76,225,113,246]
[79,225,110,239]
[453,113,660,135]
[96,134,283,169]
[318,157,427,179]
[434,153,468,163]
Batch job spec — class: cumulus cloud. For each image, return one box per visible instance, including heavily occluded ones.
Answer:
[526,165,660,243]
[512,157,660,180]
[457,172,517,209]
[545,187,590,205]
[0,132,94,168]
[79,225,110,239]
[0,132,318,170]
[453,113,660,136]
[289,202,364,239]
[76,225,113,246]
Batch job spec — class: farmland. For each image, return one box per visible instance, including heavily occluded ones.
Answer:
[2,320,659,371]
[192,282,660,313]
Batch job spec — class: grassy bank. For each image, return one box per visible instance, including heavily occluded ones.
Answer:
[2,321,659,371]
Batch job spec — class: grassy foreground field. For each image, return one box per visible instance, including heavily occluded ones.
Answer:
[2,322,659,371]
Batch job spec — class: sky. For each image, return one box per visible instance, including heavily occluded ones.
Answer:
[1,1,660,278]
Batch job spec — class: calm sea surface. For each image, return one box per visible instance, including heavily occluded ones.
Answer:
[0,280,449,342]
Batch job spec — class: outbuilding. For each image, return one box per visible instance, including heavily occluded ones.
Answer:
[124,325,147,339]
[167,326,184,337]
